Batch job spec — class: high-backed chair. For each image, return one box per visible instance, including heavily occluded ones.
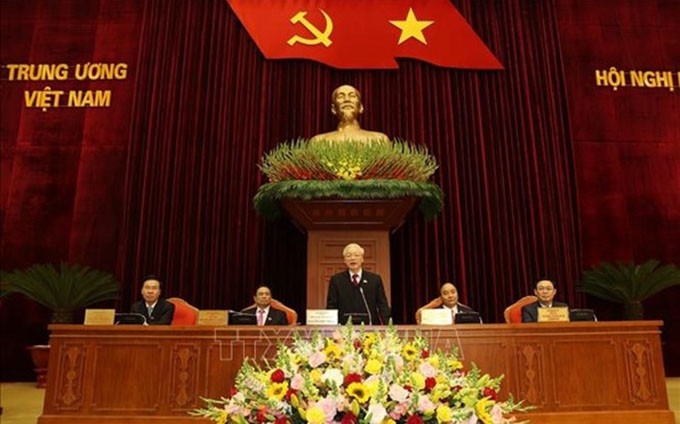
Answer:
[415,297,443,324]
[243,299,298,325]
[167,297,199,326]
[503,295,538,323]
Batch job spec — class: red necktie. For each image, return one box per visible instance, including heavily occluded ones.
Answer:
[352,274,359,286]
[257,309,265,326]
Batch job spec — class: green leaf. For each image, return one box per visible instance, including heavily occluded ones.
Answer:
[1,263,120,317]
[577,260,680,303]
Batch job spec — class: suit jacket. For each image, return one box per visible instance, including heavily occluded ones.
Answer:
[242,306,289,325]
[521,301,569,323]
[326,270,391,325]
[439,303,482,323]
[441,303,477,314]
[130,298,175,325]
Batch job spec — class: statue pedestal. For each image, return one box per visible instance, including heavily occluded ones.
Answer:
[281,198,416,309]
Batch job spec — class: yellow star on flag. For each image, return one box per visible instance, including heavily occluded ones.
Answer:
[389,8,434,45]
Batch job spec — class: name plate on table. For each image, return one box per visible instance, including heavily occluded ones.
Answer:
[84,309,115,325]
[306,309,338,325]
[421,309,453,325]
[198,310,229,326]
[538,306,570,322]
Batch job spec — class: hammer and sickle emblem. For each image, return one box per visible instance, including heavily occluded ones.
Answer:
[287,9,333,47]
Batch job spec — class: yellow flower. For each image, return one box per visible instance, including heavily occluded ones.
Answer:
[364,378,380,399]
[475,398,494,424]
[427,356,440,368]
[384,419,396,424]
[265,382,289,401]
[364,358,383,375]
[430,384,451,403]
[363,333,376,350]
[346,382,370,404]
[411,372,425,391]
[216,410,228,424]
[324,342,343,360]
[402,344,417,361]
[436,404,453,423]
[447,359,463,370]
[310,369,323,384]
[306,406,326,424]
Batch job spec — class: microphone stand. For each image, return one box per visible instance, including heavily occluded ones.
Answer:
[358,286,373,325]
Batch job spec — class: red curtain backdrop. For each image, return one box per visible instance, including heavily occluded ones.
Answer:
[555,0,680,372]
[1,0,677,379]
[117,0,580,322]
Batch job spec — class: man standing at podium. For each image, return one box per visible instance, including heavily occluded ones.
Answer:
[326,243,391,325]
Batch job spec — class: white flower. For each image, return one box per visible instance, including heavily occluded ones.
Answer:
[418,361,436,378]
[367,403,387,424]
[322,368,344,388]
[417,394,435,414]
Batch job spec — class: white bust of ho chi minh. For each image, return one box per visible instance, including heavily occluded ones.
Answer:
[310,84,389,144]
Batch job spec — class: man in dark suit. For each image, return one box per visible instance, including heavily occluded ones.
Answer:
[241,286,289,325]
[130,276,175,325]
[439,282,481,322]
[522,279,569,322]
[326,243,391,325]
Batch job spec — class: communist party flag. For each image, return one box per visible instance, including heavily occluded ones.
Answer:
[226,0,503,70]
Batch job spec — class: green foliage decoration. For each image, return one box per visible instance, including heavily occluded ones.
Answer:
[576,259,680,319]
[1,263,120,322]
[254,139,444,220]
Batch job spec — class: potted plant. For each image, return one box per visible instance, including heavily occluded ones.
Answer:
[576,259,680,320]
[1,262,120,386]
[253,139,444,220]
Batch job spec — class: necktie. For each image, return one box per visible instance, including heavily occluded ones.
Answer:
[147,306,153,317]
[352,274,359,286]
[257,309,265,326]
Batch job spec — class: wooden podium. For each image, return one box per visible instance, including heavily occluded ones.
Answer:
[281,197,417,309]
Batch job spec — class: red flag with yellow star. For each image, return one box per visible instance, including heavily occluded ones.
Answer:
[226,0,503,70]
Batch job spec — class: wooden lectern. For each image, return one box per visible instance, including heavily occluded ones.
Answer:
[281,197,417,309]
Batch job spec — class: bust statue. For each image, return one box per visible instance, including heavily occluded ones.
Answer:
[310,85,389,143]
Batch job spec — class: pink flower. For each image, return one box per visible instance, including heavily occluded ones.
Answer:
[388,402,408,419]
[308,351,327,368]
[291,373,305,390]
[315,397,339,423]
[491,404,503,422]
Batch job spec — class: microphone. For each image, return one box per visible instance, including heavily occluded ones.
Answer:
[228,310,257,316]
[358,286,373,325]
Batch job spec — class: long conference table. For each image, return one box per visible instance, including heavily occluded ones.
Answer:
[38,321,675,424]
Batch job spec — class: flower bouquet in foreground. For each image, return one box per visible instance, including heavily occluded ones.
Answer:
[191,324,530,424]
